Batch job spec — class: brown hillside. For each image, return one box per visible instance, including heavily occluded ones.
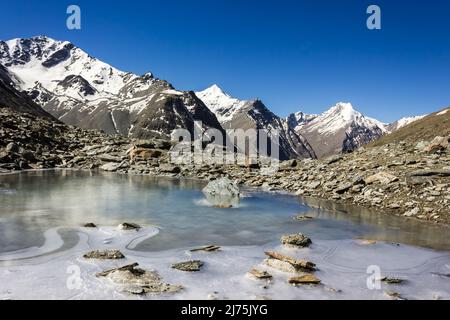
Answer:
[369,107,450,147]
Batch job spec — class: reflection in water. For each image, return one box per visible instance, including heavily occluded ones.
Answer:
[0,170,449,253]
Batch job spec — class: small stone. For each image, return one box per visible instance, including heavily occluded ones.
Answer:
[190,245,221,252]
[288,274,321,285]
[293,215,314,221]
[84,223,97,228]
[385,291,407,300]
[159,164,181,174]
[356,239,377,245]
[5,143,19,153]
[364,172,398,185]
[381,277,405,284]
[281,233,312,248]
[334,183,352,194]
[403,207,420,217]
[248,268,273,279]
[306,181,321,189]
[100,162,122,172]
[118,222,141,230]
[172,260,204,272]
[83,249,125,260]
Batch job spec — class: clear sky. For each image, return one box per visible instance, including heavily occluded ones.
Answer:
[1,0,449,122]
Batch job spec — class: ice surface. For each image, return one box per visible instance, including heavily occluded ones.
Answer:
[0,225,449,300]
[0,171,448,300]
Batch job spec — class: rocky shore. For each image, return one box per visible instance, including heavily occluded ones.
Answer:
[1,108,449,225]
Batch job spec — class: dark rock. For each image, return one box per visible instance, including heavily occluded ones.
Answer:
[118,222,141,230]
[281,233,312,248]
[190,245,221,252]
[171,260,204,272]
[83,249,125,260]
[83,223,97,228]
[334,183,352,194]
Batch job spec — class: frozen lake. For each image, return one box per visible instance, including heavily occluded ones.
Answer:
[0,170,449,299]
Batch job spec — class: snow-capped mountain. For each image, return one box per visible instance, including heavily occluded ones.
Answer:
[0,62,54,119]
[196,85,316,160]
[285,111,318,132]
[386,115,427,132]
[289,102,387,158]
[0,36,223,138]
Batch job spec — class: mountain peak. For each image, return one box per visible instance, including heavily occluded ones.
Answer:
[199,84,228,97]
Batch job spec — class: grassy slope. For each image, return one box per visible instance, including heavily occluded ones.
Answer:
[369,107,450,147]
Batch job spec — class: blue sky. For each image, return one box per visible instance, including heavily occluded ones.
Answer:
[1,0,449,122]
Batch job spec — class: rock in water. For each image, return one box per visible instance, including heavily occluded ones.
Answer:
[96,263,182,295]
[381,277,405,284]
[288,274,321,285]
[118,222,141,230]
[248,268,273,279]
[171,260,204,272]
[264,251,316,272]
[202,177,240,208]
[190,245,221,252]
[83,222,97,228]
[83,249,125,260]
[281,233,312,248]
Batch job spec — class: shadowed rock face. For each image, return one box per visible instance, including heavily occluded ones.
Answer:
[0,63,55,120]
[56,75,97,96]
[196,85,316,160]
[42,43,74,68]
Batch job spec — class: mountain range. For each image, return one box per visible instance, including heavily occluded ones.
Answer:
[0,36,427,159]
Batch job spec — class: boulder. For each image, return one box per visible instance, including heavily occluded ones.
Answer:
[202,177,240,208]
[264,251,316,272]
[264,258,298,273]
[423,136,448,153]
[96,263,182,295]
